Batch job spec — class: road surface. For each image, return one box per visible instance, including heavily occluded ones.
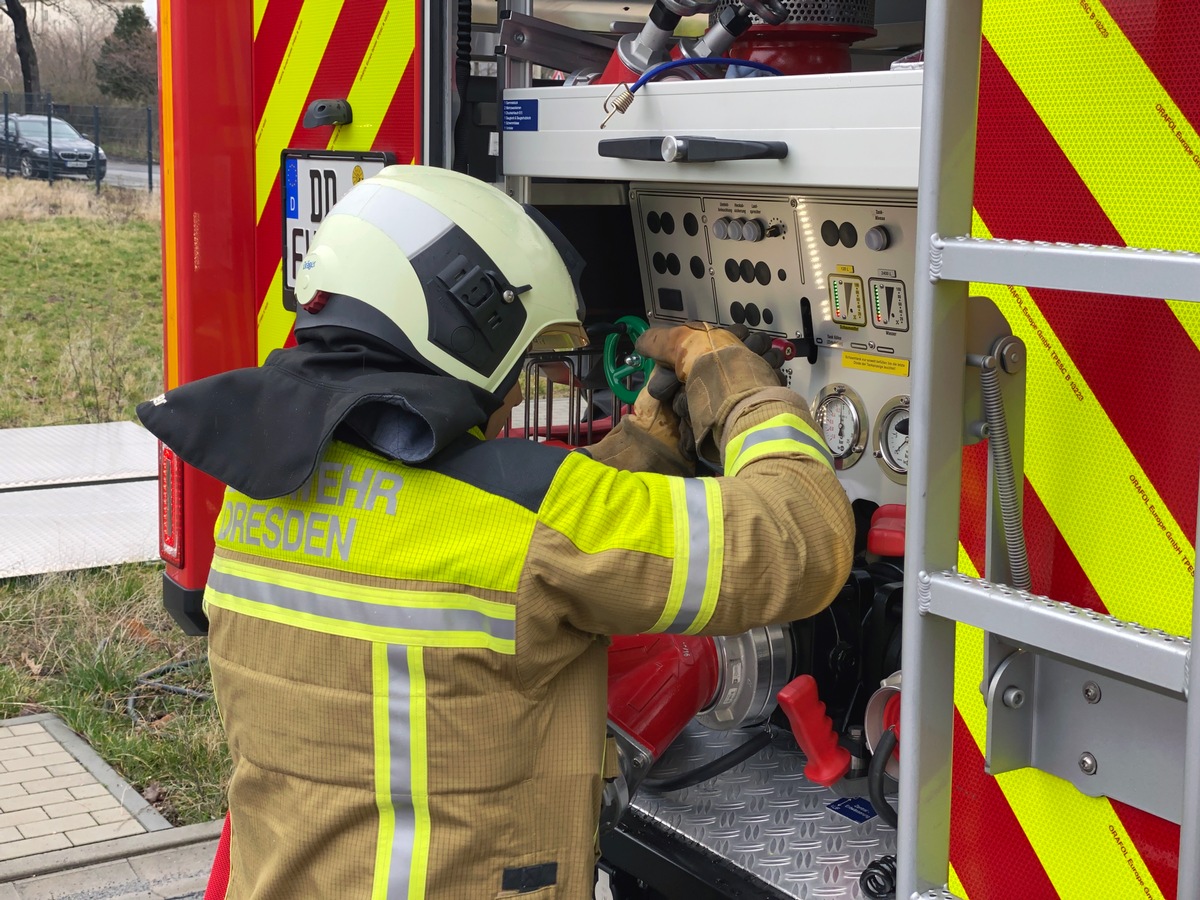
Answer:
[104,159,160,190]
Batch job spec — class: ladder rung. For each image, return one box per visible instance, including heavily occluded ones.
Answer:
[931,234,1200,301]
[916,888,966,900]
[921,571,1190,694]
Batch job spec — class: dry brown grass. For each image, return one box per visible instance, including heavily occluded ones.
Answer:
[0,176,159,224]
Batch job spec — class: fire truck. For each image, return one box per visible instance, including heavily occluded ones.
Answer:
[153,0,1200,896]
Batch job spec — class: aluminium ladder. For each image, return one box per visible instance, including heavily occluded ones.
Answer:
[900,3,1200,899]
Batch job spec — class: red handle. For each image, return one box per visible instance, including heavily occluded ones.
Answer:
[777,674,850,787]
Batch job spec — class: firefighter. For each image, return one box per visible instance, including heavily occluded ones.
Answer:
[137,165,854,899]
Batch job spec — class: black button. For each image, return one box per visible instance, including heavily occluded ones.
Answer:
[839,221,858,248]
[739,259,755,283]
[684,213,699,236]
[762,308,774,325]
[647,211,661,234]
[821,219,840,246]
[690,256,705,278]
[666,253,681,276]
[778,269,787,282]
[660,212,675,235]
[652,252,667,275]
[657,287,684,311]
[755,262,771,286]
[725,259,740,282]
[729,301,746,324]
[745,304,761,327]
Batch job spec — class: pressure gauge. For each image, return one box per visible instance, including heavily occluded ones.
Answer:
[873,395,910,484]
[813,384,868,469]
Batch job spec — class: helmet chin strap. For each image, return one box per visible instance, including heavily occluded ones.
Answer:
[484,382,525,439]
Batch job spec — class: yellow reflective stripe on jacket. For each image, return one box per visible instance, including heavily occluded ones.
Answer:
[206,555,517,654]
[541,453,724,635]
[724,413,834,476]
[649,477,724,635]
[371,644,431,900]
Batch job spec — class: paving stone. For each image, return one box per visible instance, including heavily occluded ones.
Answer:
[0,769,46,787]
[6,726,45,737]
[17,814,96,839]
[0,747,33,763]
[0,791,74,813]
[0,809,48,830]
[0,826,21,843]
[92,808,134,826]
[0,784,27,800]
[0,734,54,753]
[45,762,86,777]
[26,742,68,758]
[43,795,122,819]
[0,833,71,862]
[68,784,112,801]
[3,754,72,773]
[0,884,18,899]
[23,773,101,796]
[66,819,145,846]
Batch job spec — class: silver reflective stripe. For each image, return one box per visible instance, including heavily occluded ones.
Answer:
[733,424,834,469]
[667,479,711,634]
[387,645,415,900]
[207,569,515,642]
[328,182,453,258]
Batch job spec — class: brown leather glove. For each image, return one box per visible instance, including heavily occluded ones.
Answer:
[635,322,782,469]
[584,378,695,476]
[633,322,744,382]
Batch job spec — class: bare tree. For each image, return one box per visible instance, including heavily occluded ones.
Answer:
[0,0,42,102]
[1,1,127,106]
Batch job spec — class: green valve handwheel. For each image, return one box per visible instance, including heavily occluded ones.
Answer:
[602,316,654,405]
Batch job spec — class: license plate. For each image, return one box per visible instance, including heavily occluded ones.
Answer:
[66,161,86,168]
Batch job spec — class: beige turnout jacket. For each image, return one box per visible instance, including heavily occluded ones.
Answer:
[204,347,854,898]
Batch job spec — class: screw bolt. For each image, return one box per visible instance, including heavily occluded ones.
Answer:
[1002,686,1025,709]
[1083,681,1101,704]
[1079,752,1098,776]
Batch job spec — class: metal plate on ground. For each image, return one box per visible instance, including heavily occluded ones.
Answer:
[0,423,157,491]
[0,481,158,578]
[632,722,897,898]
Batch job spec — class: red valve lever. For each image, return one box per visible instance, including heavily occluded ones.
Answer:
[777,674,851,787]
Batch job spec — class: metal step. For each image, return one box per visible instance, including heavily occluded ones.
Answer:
[930,234,1200,302]
[916,890,965,900]
[919,570,1189,695]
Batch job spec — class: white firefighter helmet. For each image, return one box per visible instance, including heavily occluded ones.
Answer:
[293,165,588,395]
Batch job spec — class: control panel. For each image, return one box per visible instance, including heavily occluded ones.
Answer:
[630,185,918,505]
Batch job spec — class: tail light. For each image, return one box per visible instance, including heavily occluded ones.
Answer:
[158,442,184,567]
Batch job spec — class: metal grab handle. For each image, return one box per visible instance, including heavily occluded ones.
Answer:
[597,135,788,162]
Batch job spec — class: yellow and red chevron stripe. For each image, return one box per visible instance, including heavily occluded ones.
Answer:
[951,1,1198,896]
[252,0,422,362]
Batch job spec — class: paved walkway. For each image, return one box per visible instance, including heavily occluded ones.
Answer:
[0,715,171,868]
[0,821,218,899]
[0,711,217,897]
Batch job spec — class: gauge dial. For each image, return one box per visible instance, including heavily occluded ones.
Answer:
[874,396,910,484]
[813,384,868,470]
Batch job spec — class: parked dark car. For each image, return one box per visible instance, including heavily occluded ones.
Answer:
[1,115,107,182]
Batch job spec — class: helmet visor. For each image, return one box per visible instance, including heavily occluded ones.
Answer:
[529,322,589,353]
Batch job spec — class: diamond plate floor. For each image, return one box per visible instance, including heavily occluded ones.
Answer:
[0,423,158,578]
[633,722,898,899]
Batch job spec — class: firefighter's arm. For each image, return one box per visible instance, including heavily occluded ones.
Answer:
[529,324,854,637]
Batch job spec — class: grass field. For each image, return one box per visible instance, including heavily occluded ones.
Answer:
[0,177,229,825]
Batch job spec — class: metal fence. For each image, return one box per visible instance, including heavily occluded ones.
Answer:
[1,92,157,192]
